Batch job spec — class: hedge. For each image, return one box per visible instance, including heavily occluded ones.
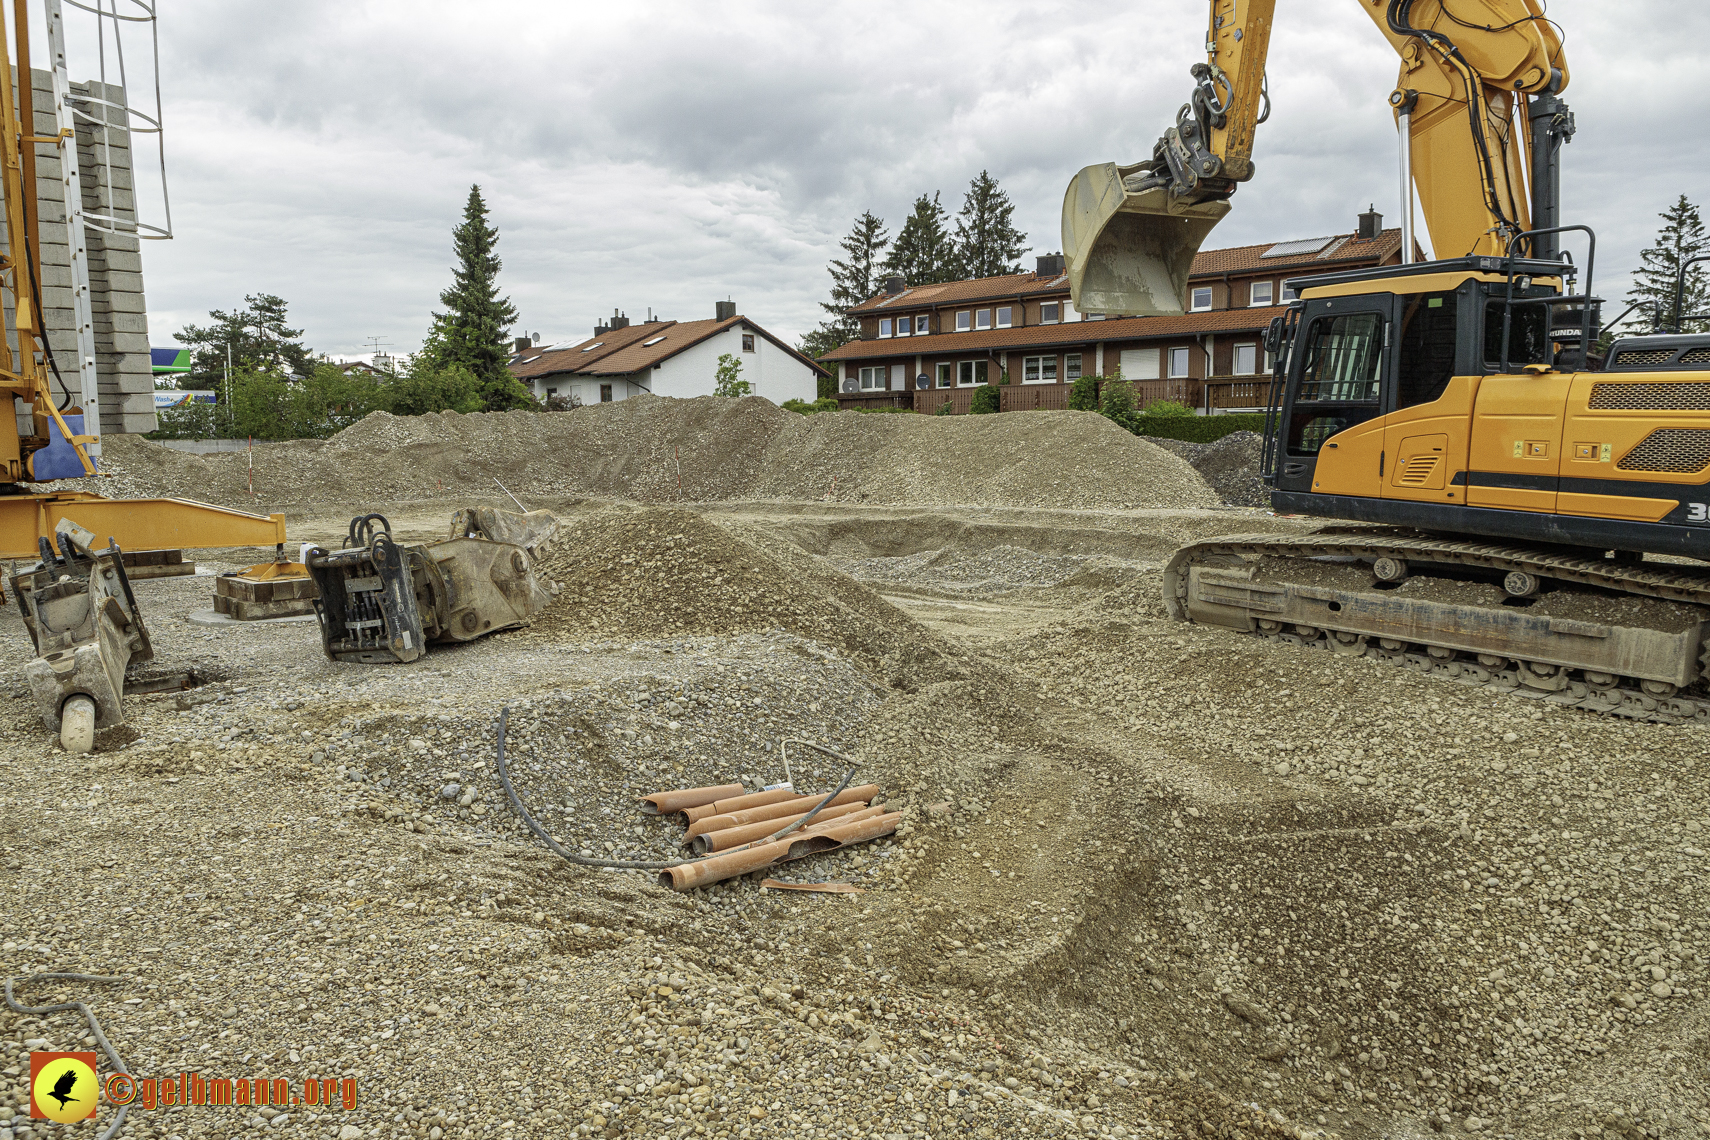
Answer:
[1132,412,1267,443]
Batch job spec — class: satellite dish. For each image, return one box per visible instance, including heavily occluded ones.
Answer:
[841,377,859,393]
[915,373,930,389]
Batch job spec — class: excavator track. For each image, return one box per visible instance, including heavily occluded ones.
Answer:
[1163,532,1710,724]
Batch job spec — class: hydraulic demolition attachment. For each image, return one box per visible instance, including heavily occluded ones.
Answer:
[10,518,152,752]
[306,510,558,664]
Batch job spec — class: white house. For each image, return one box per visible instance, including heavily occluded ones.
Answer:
[508,303,824,406]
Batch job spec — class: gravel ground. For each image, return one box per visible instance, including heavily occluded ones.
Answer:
[1142,432,1267,508]
[3,496,1708,1140]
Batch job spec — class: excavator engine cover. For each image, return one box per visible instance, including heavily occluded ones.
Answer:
[1062,161,1230,317]
[10,518,153,741]
[307,511,557,665]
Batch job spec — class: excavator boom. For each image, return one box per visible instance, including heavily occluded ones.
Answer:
[1064,0,1569,316]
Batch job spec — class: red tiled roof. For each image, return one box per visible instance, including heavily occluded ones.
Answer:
[508,317,828,380]
[845,228,1402,314]
[510,321,663,378]
[848,271,1070,315]
[819,307,1275,362]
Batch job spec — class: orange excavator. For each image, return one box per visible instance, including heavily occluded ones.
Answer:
[1065,1,1710,722]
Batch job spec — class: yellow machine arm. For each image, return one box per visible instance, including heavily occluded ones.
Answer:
[1064,0,1571,316]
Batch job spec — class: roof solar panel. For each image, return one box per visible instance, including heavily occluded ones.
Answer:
[1262,236,1336,258]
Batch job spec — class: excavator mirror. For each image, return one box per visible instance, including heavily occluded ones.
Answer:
[1061,161,1231,317]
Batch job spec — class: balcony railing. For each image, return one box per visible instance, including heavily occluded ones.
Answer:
[845,375,1277,415]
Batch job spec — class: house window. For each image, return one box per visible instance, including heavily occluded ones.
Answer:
[894,317,910,338]
[1168,347,1191,378]
[915,314,930,335]
[1065,353,1082,380]
[742,333,756,351]
[1190,287,1213,312]
[1233,342,1258,375]
[957,360,988,386]
[878,319,893,338]
[1250,281,1273,307]
[600,383,613,402]
[955,311,972,332]
[975,309,992,330]
[936,362,953,388]
[1280,281,1299,301]
[1040,302,1060,325]
[996,306,1013,329]
[1022,355,1058,384]
[546,387,558,397]
[859,366,887,390]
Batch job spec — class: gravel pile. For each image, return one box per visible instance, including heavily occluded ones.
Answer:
[526,507,958,684]
[1141,431,1267,508]
[58,398,1218,514]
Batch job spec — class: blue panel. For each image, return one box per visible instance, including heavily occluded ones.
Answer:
[29,414,92,481]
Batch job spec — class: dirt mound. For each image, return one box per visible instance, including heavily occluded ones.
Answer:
[1141,430,1266,507]
[73,397,1218,514]
[526,506,954,675]
[758,410,1219,510]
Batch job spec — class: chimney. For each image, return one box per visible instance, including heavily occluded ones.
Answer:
[1358,205,1383,241]
[883,275,906,295]
[715,299,737,321]
[1035,252,1066,277]
[513,337,530,354]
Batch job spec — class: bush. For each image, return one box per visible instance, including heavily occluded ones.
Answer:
[1097,376,1138,432]
[1134,412,1267,443]
[856,405,914,414]
[970,385,1001,415]
[713,353,752,398]
[1142,399,1196,418]
[782,397,841,415]
[1067,373,1099,411]
[933,399,954,416]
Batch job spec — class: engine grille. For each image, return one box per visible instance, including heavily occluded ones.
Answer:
[1588,382,1710,411]
[1616,428,1710,473]
[1396,455,1440,486]
[1684,347,1710,364]
[1611,348,1676,368]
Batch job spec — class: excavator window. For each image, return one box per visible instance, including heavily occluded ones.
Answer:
[1285,310,1385,457]
[1482,298,1551,371]
[1395,292,1458,407]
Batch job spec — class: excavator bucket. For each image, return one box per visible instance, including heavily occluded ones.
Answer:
[1062,161,1232,317]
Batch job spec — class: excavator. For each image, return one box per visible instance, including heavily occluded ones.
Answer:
[1064,0,1710,723]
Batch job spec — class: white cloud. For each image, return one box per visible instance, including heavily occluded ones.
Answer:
[100,0,1710,355]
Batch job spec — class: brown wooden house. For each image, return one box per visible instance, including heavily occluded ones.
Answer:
[822,210,1404,414]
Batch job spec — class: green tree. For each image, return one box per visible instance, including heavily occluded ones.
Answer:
[800,210,890,358]
[954,171,1027,279]
[1627,194,1710,334]
[174,293,313,387]
[884,193,959,285]
[713,353,752,397]
[1099,377,1139,432]
[1067,373,1099,411]
[431,185,532,410]
[970,384,1001,414]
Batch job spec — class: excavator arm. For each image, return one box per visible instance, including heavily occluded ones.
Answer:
[1064,0,1570,316]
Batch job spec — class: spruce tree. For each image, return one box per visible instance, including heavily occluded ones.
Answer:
[954,171,1027,280]
[1626,194,1710,334]
[433,185,531,410]
[799,210,890,359]
[884,193,959,285]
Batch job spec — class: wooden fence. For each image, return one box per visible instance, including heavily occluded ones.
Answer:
[852,377,1277,416]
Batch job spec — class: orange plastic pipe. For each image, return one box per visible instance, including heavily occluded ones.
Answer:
[688,800,876,855]
[686,785,882,839]
[639,784,744,816]
[682,786,803,825]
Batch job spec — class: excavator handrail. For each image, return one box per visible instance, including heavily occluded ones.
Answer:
[1502,223,1597,371]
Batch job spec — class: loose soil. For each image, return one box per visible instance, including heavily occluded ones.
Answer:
[2,400,1706,1140]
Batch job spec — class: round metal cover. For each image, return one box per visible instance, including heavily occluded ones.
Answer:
[915,373,930,389]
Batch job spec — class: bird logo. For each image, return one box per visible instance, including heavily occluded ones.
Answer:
[29,1052,98,1123]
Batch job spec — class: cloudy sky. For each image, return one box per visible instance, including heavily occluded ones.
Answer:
[56,1,1710,359]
